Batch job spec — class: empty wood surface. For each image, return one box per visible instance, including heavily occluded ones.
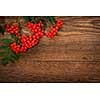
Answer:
[0,16,100,82]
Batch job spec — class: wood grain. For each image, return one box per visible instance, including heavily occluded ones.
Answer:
[0,16,100,82]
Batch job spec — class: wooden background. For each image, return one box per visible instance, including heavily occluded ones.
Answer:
[0,16,100,82]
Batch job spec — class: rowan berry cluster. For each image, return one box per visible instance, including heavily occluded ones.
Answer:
[26,21,44,38]
[10,19,63,54]
[10,21,45,54]
[6,24,20,37]
[10,42,21,54]
[56,20,63,28]
[10,35,39,54]
[46,20,63,38]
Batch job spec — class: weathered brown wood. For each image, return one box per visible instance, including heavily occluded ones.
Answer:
[61,16,100,33]
[0,16,100,82]
[0,61,100,82]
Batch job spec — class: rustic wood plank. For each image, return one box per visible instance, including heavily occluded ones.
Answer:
[0,61,100,82]
[61,16,100,33]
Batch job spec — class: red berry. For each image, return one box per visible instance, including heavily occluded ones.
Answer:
[10,30,14,34]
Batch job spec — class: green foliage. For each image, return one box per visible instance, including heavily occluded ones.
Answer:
[0,52,6,56]
[0,46,20,65]
[36,17,41,23]
[10,34,19,44]
[24,16,30,22]
[30,16,36,23]
[2,57,9,65]
[0,26,5,35]
[0,45,9,49]
[9,49,20,61]
[0,38,20,65]
[48,16,56,24]
[2,39,14,45]
[40,18,47,27]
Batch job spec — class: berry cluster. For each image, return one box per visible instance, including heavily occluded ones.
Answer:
[10,35,39,54]
[20,35,39,52]
[10,42,21,54]
[10,19,63,54]
[46,20,63,38]
[10,21,45,54]
[56,20,63,28]
[6,24,20,37]
[26,21,44,39]
[38,21,44,27]
[26,21,44,42]
[26,21,44,33]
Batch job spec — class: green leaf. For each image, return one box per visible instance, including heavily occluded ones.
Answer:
[9,49,20,61]
[0,45,20,65]
[10,34,19,44]
[0,45,9,49]
[2,57,9,65]
[10,34,16,38]
[9,57,15,63]
[1,39,14,45]
[24,16,29,22]
[47,16,56,25]
[30,16,35,23]
[36,17,41,23]
[30,16,35,22]
[0,26,5,35]
[0,52,6,56]
[43,16,48,19]
[40,19,47,27]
